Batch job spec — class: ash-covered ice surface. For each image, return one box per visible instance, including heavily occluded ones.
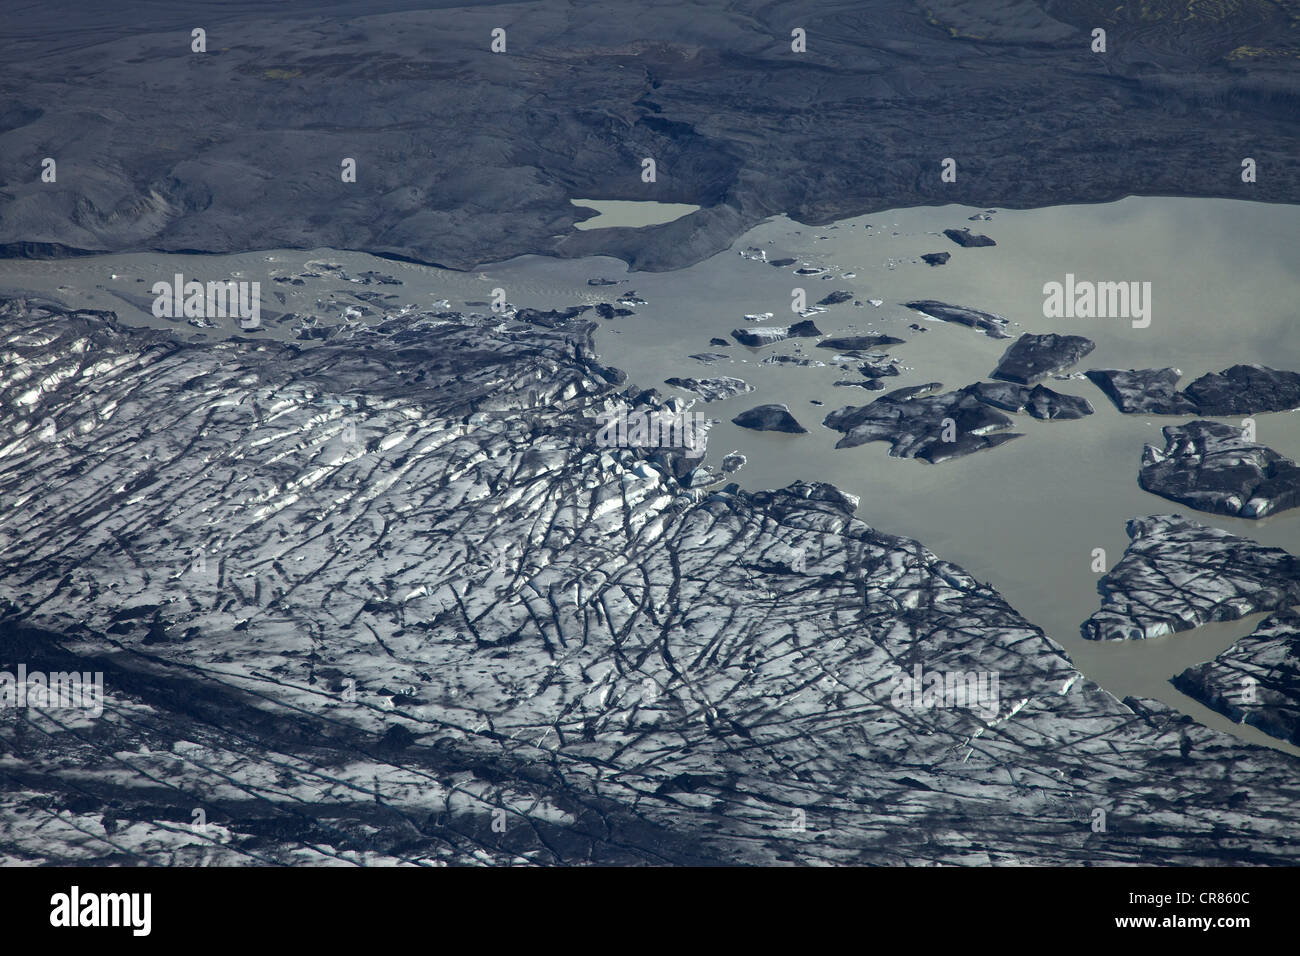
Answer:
[1140,420,1300,518]
[1172,609,1300,748]
[2,295,1299,866]
[1086,366,1300,417]
[823,384,1023,461]
[1082,516,1300,642]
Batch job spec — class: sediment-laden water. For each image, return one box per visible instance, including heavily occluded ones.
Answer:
[571,199,701,230]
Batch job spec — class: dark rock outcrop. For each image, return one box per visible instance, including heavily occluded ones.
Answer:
[921,252,950,266]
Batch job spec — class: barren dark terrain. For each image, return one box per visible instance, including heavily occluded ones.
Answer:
[1,0,1298,270]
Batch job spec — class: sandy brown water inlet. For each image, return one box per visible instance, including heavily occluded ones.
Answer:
[2,196,1298,753]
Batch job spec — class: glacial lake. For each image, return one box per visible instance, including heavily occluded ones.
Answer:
[2,196,1297,753]
[570,198,700,229]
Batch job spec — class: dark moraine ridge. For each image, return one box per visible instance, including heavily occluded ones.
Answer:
[1,0,1298,271]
